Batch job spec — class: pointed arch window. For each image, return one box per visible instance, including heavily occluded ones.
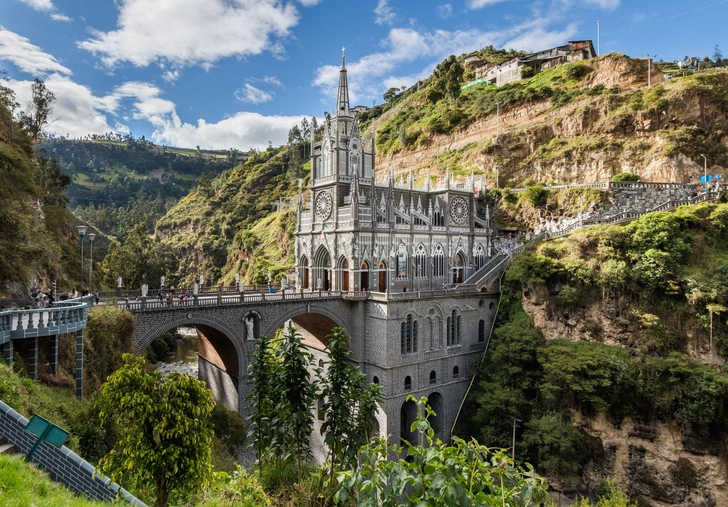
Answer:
[478,319,486,342]
[474,244,486,270]
[447,309,461,346]
[415,244,427,279]
[433,244,445,278]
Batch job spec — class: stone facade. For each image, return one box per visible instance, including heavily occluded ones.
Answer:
[608,181,692,210]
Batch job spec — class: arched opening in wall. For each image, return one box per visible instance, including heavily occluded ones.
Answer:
[373,376,379,384]
[400,398,418,445]
[287,312,346,351]
[143,323,241,413]
[452,251,465,284]
[428,392,444,440]
[337,256,350,291]
[300,255,310,289]
[378,261,387,292]
[313,246,332,291]
[360,261,370,291]
[474,244,486,270]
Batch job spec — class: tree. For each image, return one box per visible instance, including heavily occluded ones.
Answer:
[335,396,550,506]
[383,87,401,103]
[96,354,214,506]
[319,328,381,485]
[246,333,279,471]
[431,55,464,104]
[277,327,317,482]
[714,44,723,65]
[19,78,55,142]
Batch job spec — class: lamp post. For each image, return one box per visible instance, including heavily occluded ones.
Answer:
[647,55,657,87]
[87,233,96,294]
[76,225,87,293]
[701,154,708,192]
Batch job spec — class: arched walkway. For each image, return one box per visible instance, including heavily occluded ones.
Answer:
[428,392,444,440]
[400,397,418,445]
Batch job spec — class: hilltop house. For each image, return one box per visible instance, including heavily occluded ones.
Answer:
[483,40,596,86]
[678,57,699,69]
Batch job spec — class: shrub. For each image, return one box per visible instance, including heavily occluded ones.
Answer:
[521,65,535,79]
[523,184,549,207]
[566,63,591,80]
[611,172,640,182]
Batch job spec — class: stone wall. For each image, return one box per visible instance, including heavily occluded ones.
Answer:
[198,356,239,413]
[609,182,692,210]
[0,400,146,505]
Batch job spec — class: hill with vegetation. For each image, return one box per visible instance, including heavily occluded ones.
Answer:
[364,53,728,189]
[458,201,728,505]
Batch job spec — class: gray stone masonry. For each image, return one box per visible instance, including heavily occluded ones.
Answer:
[0,399,146,505]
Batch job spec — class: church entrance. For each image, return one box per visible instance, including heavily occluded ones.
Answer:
[452,252,465,284]
[360,261,369,291]
[339,258,349,291]
[314,247,332,291]
[378,261,387,292]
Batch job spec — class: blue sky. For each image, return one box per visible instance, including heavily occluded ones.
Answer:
[0,0,726,150]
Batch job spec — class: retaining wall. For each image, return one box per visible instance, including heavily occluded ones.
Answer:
[0,399,146,505]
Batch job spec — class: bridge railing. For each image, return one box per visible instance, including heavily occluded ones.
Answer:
[1,300,89,344]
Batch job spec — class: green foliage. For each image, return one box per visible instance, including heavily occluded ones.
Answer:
[522,415,592,478]
[97,354,215,507]
[335,396,551,506]
[430,55,464,103]
[575,479,636,507]
[522,184,549,207]
[83,305,135,393]
[186,466,271,507]
[209,404,247,472]
[520,65,535,79]
[276,327,317,482]
[319,328,382,484]
[246,333,279,470]
[100,222,179,290]
[506,254,563,285]
[610,172,640,182]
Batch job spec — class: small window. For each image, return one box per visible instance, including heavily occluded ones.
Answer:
[489,301,495,311]
[452,366,459,379]
[318,359,324,368]
[373,376,379,384]
[404,376,412,390]
[479,300,485,308]
[429,370,436,385]
[478,320,486,342]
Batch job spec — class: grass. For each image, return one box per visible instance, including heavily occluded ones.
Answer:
[0,453,108,506]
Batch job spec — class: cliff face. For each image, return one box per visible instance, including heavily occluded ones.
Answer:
[373,54,728,188]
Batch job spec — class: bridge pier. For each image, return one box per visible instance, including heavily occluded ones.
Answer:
[49,335,59,374]
[27,337,38,380]
[2,340,12,367]
[75,330,84,399]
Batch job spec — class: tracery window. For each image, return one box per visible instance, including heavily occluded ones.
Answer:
[400,314,418,354]
[446,309,461,346]
[433,244,445,278]
[415,244,427,279]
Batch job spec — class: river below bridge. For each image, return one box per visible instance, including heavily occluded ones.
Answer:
[155,326,199,377]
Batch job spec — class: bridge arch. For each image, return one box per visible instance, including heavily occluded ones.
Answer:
[262,303,351,348]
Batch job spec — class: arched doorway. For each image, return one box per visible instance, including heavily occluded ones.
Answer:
[400,397,418,445]
[428,392,444,440]
[378,261,387,292]
[301,255,310,289]
[338,257,349,291]
[360,261,369,291]
[314,247,332,290]
[452,252,465,284]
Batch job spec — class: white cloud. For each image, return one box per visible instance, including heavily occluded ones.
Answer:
[16,0,54,11]
[152,112,308,150]
[162,70,180,83]
[436,4,453,19]
[50,13,73,22]
[0,28,72,76]
[585,0,619,10]
[467,0,509,9]
[374,0,397,26]
[235,83,274,104]
[78,0,300,69]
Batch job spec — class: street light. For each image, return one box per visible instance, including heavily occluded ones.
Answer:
[701,154,708,192]
[76,225,87,293]
[87,233,96,294]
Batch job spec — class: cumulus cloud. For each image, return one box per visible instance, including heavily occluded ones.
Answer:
[78,0,301,68]
[151,112,308,150]
[50,13,73,22]
[374,0,397,25]
[0,28,72,76]
[436,4,453,19]
[235,83,274,104]
[16,0,54,11]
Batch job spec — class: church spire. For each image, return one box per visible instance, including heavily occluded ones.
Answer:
[336,47,350,115]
